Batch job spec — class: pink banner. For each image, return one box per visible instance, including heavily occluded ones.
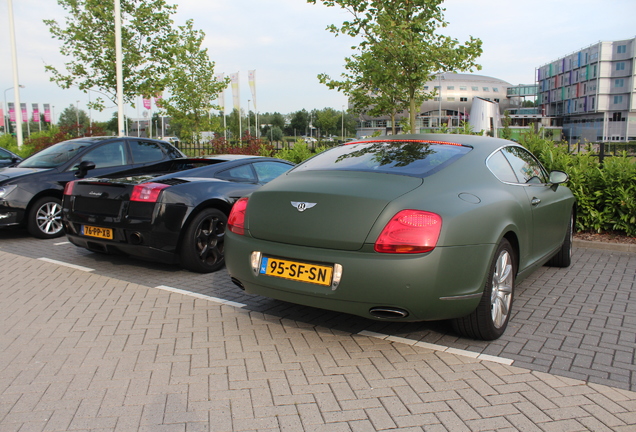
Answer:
[32,104,40,122]
[43,104,51,122]
[8,103,15,122]
[21,103,27,122]
[143,98,151,110]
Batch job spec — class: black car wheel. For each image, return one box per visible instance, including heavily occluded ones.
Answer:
[452,238,515,340]
[180,208,227,273]
[546,210,574,268]
[28,196,64,239]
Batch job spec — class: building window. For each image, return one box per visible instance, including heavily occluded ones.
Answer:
[617,45,627,54]
[447,97,455,101]
[423,86,429,90]
[613,95,623,104]
[616,62,625,71]
[493,88,499,92]
[434,86,440,89]
[494,98,500,103]
[447,86,454,90]
[459,86,467,91]
[460,97,468,102]
[433,97,440,101]
[483,87,489,91]
[615,79,624,87]
[471,86,478,91]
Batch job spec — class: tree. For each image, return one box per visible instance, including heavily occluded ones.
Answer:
[309,0,483,133]
[315,108,342,137]
[288,110,310,136]
[158,20,227,143]
[44,0,183,111]
[57,104,89,134]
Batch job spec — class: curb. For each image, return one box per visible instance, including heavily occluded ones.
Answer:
[573,239,636,253]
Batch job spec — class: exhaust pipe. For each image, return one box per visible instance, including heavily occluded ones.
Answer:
[129,232,143,245]
[231,277,245,290]
[369,307,409,319]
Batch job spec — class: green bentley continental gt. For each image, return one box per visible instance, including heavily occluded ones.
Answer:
[225,134,575,340]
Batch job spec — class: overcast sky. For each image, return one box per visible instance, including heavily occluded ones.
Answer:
[1,0,635,123]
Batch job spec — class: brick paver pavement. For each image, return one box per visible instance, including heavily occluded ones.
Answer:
[1,250,635,431]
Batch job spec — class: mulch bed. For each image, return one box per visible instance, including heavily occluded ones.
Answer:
[574,231,636,245]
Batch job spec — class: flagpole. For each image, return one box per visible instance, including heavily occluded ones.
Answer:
[114,0,125,136]
[7,0,23,147]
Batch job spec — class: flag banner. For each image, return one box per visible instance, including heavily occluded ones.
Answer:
[143,98,151,110]
[215,73,225,112]
[43,104,51,122]
[0,108,3,123]
[21,103,27,122]
[9,103,15,122]
[230,72,240,112]
[32,104,40,122]
[248,70,257,111]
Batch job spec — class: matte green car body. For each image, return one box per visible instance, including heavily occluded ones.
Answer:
[225,134,575,324]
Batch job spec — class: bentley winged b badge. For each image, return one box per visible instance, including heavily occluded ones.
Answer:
[291,201,317,212]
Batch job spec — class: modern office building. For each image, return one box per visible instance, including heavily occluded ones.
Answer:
[355,72,539,137]
[537,37,636,142]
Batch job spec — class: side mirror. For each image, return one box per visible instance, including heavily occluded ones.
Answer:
[549,170,569,185]
[75,160,96,178]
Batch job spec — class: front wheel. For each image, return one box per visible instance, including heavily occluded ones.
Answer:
[179,208,227,273]
[28,196,64,239]
[452,239,515,340]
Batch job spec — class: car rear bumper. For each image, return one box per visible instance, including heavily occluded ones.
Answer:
[225,231,497,322]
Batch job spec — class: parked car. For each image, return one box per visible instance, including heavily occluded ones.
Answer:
[0,136,185,239]
[225,134,576,340]
[62,155,295,273]
[0,146,23,167]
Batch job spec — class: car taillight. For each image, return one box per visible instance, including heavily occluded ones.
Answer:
[63,180,76,196]
[130,182,170,202]
[374,210,442,254]
[228,197,249,235]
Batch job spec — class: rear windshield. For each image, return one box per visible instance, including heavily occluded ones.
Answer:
[293,140,471,177]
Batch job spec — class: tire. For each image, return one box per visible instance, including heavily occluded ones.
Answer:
[179,208,227,273]
[452,239,515,340]
[28,196,65,239]
[545,210,574,268]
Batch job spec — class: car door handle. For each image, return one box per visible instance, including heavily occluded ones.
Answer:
[531,197,541,206]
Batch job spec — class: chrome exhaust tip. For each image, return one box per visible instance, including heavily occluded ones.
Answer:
[369,307,409,319]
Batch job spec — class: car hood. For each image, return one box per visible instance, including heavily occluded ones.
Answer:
[0,167,51,182]
[246,170,423,251]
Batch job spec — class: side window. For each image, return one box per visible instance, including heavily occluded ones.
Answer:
[78,141,127,169]
[502,146,548,184]
[216,164,257,183]
[130,140,166,164]
[253,161,292,183]
[486,150,518,183]
[0,148,12,163]
[158,141,184,159]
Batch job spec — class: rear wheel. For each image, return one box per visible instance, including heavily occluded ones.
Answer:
[452,239,515,340]
[28,196,64,239]
[179,208,227,273]
[546,210,574,267]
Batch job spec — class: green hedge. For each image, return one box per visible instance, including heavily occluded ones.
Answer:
[519,130,636,237]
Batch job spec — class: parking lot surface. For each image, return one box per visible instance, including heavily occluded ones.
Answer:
[1,230,635,431]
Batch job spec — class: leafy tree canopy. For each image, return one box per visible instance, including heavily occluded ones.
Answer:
[309,0,483,133]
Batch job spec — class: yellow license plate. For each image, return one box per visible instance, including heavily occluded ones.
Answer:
[82,225,113,240]
[260,256,333,286]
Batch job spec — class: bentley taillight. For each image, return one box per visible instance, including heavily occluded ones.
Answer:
[130,183,170,202]
[228,197,249,235]
[375,210,442,254]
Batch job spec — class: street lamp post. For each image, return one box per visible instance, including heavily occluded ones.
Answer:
[76,100,80,136]
[4,85,25,136]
